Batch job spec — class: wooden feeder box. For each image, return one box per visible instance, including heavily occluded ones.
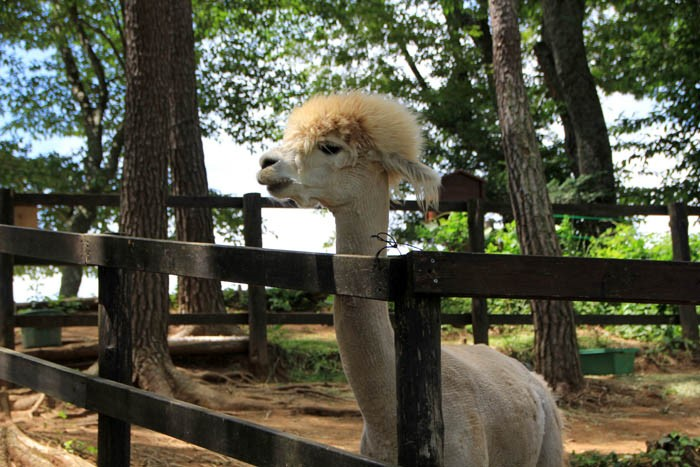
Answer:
[427,170,486,221]
[440,170,486,202]
[14,205,38,228]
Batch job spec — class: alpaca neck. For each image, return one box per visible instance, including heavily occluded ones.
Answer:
[331,175,397,447]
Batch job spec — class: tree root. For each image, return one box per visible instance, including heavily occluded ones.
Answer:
[0,390,92,466]
[134,358,271,412]
[170,324,244,338]
[291,404,360,418]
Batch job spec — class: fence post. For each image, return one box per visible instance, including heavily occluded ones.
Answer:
[98,265,132,466]
[668,202,699,346]
[243,193,268,377]
[0,189,15,349]
[467,199,489,345]
[394,252,444,467]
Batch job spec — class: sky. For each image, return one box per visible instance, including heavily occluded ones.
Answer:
[12,92,699,302]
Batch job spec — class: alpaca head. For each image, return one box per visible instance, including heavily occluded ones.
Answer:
[256,92,440,210]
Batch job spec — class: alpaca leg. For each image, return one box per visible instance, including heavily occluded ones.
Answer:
[536,401,565,467]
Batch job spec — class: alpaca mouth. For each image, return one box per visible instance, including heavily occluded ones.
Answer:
[265,179,294,194]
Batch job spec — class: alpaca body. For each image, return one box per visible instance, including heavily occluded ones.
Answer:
[336,294,563,467]
[257,92,563,466]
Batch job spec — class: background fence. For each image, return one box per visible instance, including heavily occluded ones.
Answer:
[2,190,699,359]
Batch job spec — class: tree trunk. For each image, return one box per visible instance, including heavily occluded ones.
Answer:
[122,0,178,392]
[541,0,615,204]
[122,0,247,406]
[167,0,237,336]
[59,207,96,297]
[489,0,583,392]
[533,41,578,177]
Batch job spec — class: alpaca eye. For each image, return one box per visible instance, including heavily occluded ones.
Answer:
[318,142,342,155]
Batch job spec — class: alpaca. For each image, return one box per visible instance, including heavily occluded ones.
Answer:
[256,92,564,466]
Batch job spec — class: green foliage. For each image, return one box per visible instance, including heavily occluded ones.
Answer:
[222,287,248,309]
[570,432,700,467]
[441,297,470,315]
[419,216,696,343]
[574,222,682,342]
[489,330,534,365]
[266,288,332,313]
[269,328,345,382]
[210,191,245,245]
[587,0,700,204]
[294,0,529,202]
[0,1,125,140]
[63,439,98,457]
[0,142,113,232]
[219,287,331,313]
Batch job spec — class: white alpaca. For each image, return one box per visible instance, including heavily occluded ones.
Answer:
[257,92,564,466]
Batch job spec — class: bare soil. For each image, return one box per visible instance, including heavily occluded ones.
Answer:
[6,325,700,465]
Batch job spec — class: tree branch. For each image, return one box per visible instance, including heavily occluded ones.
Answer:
[79,15,126,72]
[105,123,124,182]
[58,42,94,122]
[69,4,109,114]
[397,41,430,92]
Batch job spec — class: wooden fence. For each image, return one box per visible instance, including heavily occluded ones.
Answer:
[3,191,700,349]
[0,223,699,466]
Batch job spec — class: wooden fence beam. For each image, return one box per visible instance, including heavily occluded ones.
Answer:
[467,199,489,345]
[669,202,699,345]
[0,348,385,467]
[0,189,15,349]
[97,266,132,466]
[12,311,692,330]
[411,252,700,305]
[244,193,268,376]
[395,254,444,467]
[0,226,393,300]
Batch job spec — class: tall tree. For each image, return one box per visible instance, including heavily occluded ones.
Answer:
[489,0,583,391]
[121,0,173,392]
[587,0,700,204]
[0,0,125,296]
[121,0,247,405]
[167,0,235,335]
[538,0,616,204]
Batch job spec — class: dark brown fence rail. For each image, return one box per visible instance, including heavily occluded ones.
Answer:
[3,190,700,362]
[0,347,384,467]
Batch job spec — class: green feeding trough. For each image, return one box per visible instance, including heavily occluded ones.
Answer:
[19,308,63,348]
[579,348,639,375]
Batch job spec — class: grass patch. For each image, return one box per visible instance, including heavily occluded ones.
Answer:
[269,327,345,383]
[570,432,700,466]
[489,330,534,365]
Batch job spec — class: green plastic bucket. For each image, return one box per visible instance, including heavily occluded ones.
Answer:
[579,348,638,375]
[20,309,63,348]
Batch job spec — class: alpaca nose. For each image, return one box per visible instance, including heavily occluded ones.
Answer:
[259,153,280,169]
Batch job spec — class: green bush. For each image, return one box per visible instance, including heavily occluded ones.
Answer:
[483,219,698,343]
[266,288,331,312]
[271,337,345,382]
[218,287,332,312]
[570,432,700,466]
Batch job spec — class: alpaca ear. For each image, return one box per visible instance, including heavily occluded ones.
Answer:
[384,156,441,211]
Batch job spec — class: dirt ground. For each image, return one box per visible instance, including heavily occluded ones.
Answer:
[5,325,700,465]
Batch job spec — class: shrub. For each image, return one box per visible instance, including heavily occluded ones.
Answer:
[570,432,700,466]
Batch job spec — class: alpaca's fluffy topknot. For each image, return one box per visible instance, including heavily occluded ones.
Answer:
[283,92,424,165]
